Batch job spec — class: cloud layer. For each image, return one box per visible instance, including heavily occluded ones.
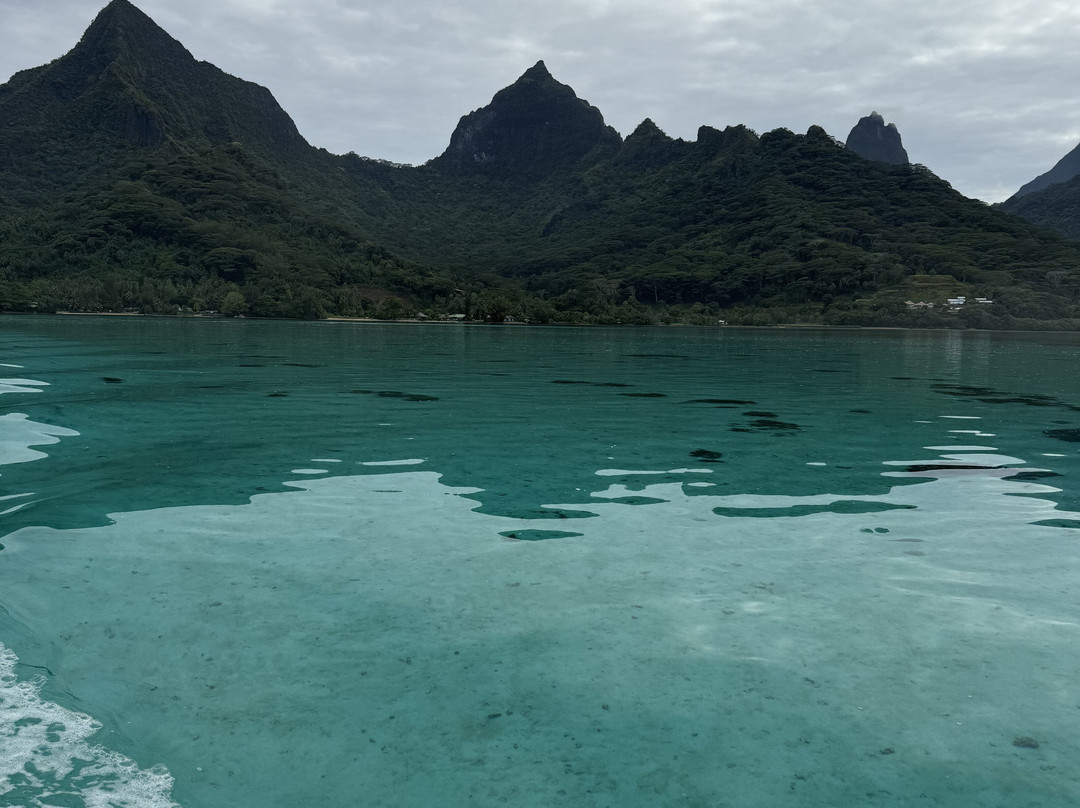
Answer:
[4,0,1080,201]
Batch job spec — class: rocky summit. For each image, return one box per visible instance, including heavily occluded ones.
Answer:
[845,112,909,165]
[432,60,622,178]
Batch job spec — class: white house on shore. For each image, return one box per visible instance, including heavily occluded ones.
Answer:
[945,296,994,310]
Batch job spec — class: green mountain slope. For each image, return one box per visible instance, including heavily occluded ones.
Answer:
[3,0,1080,328]
[339,121,1080,326]
[999,170,1080,241]
[0,0,308,208]
[0,0,457,318]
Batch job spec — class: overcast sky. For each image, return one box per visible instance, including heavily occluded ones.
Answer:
[4,0,1080,203]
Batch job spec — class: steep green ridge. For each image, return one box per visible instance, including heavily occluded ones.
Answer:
[3,0,1080,327]
[0,0,308,208]
[1000,160,1080,241]
[0,1,455,318]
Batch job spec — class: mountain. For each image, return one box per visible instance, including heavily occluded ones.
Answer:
[0,0,307,207]
[432,60,621,178]
[845,112,909,165]
[3,1,1080,328]
[997,140,1080,239]
[998,170,1080,240]
[1008,141,1080,200]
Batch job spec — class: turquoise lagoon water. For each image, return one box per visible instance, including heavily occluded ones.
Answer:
[1,316,1079,807]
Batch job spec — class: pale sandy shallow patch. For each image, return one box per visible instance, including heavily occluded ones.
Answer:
[0,413,80,466]
[2,464,1077,807]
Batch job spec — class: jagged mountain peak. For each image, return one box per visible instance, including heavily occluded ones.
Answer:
[76,0,194,68]
[433,62,622,177]
[613,118,683,168]
[628,118,668,139]
[845,111,909,165]
[520,60,553,80]
[90,0,164,32]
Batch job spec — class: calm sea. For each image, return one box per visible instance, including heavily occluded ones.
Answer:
[2,316,1079,807]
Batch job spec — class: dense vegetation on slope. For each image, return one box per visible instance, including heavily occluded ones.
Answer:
[334,122,1080,327]
[0,144,460,318]
[3,0,1080,328]
[999,173,1080,242]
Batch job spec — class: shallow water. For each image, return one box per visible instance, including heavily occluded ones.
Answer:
[2,317,1080,807]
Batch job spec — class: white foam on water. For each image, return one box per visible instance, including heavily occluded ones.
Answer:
[310,459,342,463]
[1042,453,1067,458]
[806,462,827,466]
[940,415,982,420]
[0,643,179,808]
[289,469,327,475]
[0,414,80,466]
[0,364,25,369]
[360,458,426,466]
[0,379,48,395]
[947,430,997,437]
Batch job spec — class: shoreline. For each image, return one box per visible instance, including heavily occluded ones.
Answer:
[3,310,1078,336]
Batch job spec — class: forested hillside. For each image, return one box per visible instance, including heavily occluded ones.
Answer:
[3,0,1080,328]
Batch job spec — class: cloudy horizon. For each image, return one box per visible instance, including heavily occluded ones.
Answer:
[4,0,1079,203]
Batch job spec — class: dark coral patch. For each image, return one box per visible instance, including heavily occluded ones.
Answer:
[715,501,913,518]
[500,530,585,541]
[690,449,723,462]
[1046,428,1080,442]
[748,419,800,432]
[351,389,438,402]
[905,463,1001,472]
[553,380,632,388]
[935,384,1074,409]
[1005,470,1063,481]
